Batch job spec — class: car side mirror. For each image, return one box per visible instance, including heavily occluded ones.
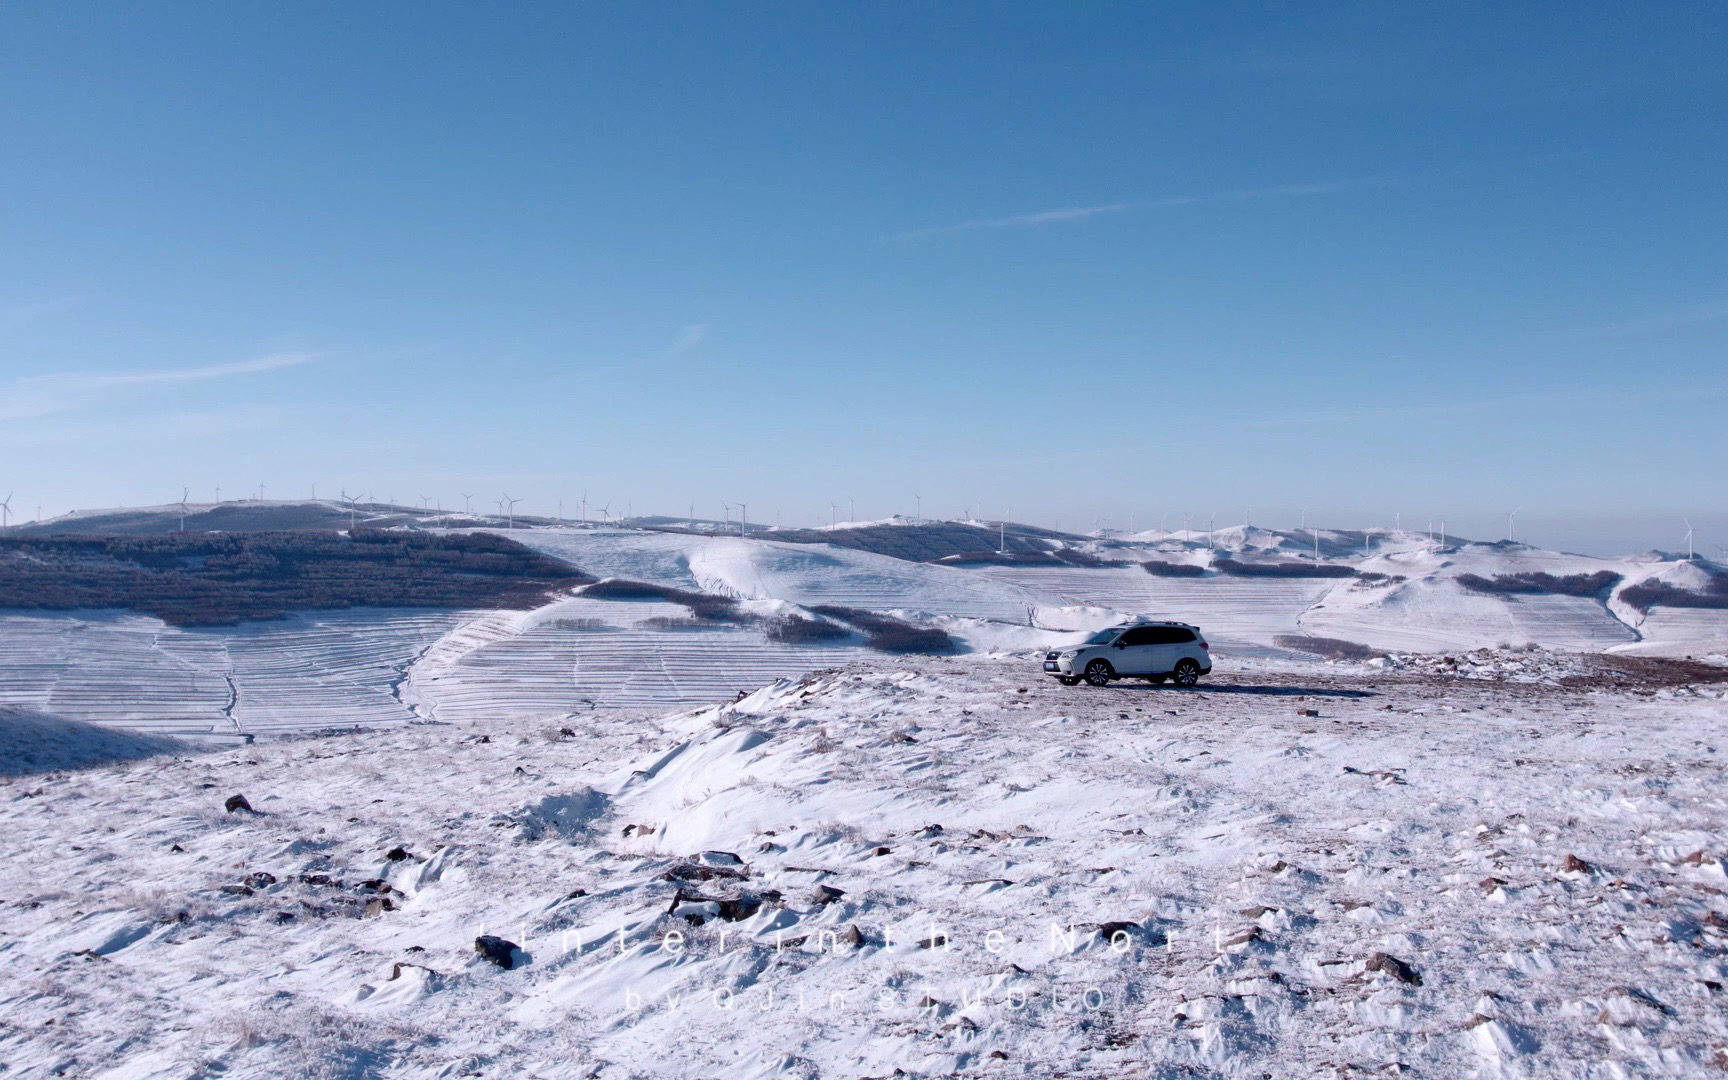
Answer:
[1113,640,1126,648]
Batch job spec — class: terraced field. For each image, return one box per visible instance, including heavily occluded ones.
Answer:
[403,595,862,719]
[0,613,231,731]
[0,600,867,734]
[1300,580,1637,653]
[222,612,462,734]
[0,611,463,736]
[977,565,1334,653]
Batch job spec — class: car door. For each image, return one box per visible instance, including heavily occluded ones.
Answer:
[1151,627,1196,672]
[1112,627,1159,675]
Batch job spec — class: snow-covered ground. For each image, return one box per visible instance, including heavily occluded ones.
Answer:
[0,527,1722,736]
[4,653,1728,1077]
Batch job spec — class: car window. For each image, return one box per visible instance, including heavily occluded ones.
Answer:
[1084,628,1119,645]
[1118,627,1154,646]
[1141,627,1195,644]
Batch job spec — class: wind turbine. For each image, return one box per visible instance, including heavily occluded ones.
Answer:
[340,490,368,531]
[830,502,839,529]
[1507,507,1521,544]
[501,494,522,529]
[848,497,855,524]
[734,501,747,537]
[258,483,266,502]
[179,487,189,532]
[914,494,922,522]
[1683,519,1695,560]
[1,492,11,532]
[599,502,611,523]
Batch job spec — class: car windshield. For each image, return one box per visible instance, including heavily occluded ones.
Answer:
[1083,628,1120,645]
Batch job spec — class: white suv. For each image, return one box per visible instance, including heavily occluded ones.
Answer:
[1043,621,1211,687]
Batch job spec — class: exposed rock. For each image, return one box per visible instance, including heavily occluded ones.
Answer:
[1365,951,1423,986]
[242,871,277,889]
[223,794,254,814]
[839,924,864,948]
[871,846,892,857]
[1298,708,1320,718]
[1097,921,1139,944]
[1563,854,1594,875]
[219,884,254,897]
[812,884,846,906]
[385,847,412,862]
[474,934,519,969]
[364,897,394,917]
[662,860,748,883]
[716,895,764,922]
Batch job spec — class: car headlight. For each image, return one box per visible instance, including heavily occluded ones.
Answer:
[1059,650,1078,659]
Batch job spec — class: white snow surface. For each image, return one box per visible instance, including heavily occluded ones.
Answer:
[4,656,1728,1076]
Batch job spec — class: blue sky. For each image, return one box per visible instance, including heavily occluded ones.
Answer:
[1,3,1723,554]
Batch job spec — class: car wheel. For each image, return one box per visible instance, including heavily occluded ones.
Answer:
[1058,676,1080,686]
[1084,659,1113,687]
[1172,659,1201,687]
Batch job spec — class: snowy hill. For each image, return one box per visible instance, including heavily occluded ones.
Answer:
[0,706,184,776]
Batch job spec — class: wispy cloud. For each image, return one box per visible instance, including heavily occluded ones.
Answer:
[881,180,1377,242]
[1,353,314,421]
[669,323,710,354]
[1549,302,1728,340]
